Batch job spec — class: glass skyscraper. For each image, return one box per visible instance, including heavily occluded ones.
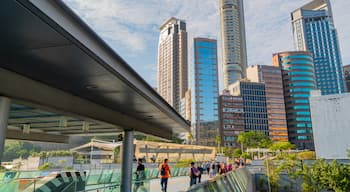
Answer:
[273,51,316,150]
[292,0,345,95]
[193,38,219,146]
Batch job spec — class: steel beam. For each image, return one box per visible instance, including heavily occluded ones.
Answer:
[120,130,134,192]
[0,97,10,162]
[6,129,69,143]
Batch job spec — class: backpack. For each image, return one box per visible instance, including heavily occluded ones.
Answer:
[160,165,166,176]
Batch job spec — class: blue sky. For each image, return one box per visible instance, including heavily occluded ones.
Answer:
[63,0,350,90]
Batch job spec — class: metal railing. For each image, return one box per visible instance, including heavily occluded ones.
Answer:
[0,167,190,192]
[187,168,252,192]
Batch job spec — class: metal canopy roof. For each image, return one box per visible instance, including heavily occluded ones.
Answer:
[0,0,189,142]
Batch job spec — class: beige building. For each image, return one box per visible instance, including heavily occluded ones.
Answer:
[219,0,248,89]
[71,140,216,163]
[157,17,188,112]
[247,65,288,141]
[180,89,191,121]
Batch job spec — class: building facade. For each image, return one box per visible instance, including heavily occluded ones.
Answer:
[218,91,245,147]
[292,0,345,95]
[229,81,269,135]
[343,65,350,92]
[193,38,219,146]
[247,65,288,141]
[219,0,248,89]
[310,91,350,159]
[157,17,188,112]
[273,51,316,150]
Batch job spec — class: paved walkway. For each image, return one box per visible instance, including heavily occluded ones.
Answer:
[150,175,209,192]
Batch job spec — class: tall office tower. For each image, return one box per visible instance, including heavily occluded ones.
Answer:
[273,51,317,150]
[292,0,345,95]
[219,90,244,147]
[193,38,219,146]
[219,0,248,89]
[247,65,288,142]
[343,65,350,92]
[180,89,192,121]
[228,81,269,135]
[157,17,188,112]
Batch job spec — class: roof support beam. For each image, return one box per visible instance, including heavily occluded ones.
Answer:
[6,129,69,143]
[0,68,172,139]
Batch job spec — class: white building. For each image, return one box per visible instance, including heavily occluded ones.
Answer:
[310,90,350,159]
[219,0,248,89]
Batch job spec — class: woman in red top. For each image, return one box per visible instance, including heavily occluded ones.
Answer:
[159,158,171,192]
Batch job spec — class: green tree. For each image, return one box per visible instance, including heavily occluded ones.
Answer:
[297,151,316,160]
[269,141,295,151]
[233,148,242,158]
[237,131,272,150]
[187,132,194,144]
[171,134,184,144]
[216,135,222,153]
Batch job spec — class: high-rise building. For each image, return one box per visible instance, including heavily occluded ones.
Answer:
[343,65,350,92]
[247,65,288,142]
[291,0,345,95]
[193,38,219,146]
[273,51,316,150]
[219,0,248,89]
[228,81,269,135]
[218,90,244,147]
[157,17,188,112]
[180,89,192,121]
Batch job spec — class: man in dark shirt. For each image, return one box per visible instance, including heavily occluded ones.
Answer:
[134,158,145,191]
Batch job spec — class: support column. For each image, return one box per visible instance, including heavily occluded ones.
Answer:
[121,129,134,192]
[0,97,10,163]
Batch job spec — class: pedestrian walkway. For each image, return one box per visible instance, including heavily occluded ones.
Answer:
[150,175,209,192]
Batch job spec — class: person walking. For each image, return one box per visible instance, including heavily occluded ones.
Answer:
[159,158,171,192]
[197,163,204,183]
[134,158,145,192]
[219,162,226,175]
[189,162,199,187]
[205,161,210,174]
[209,162,216,178]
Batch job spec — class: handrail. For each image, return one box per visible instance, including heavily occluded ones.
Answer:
[187,168,252,192]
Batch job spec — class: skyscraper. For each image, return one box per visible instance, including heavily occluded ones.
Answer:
[247,65,288,142]
[291,0,345,95]
[219,0,248,89]
[157,17,188,112]
[343,65,350,92]
[193,38,219,146]
[273,51,316,150]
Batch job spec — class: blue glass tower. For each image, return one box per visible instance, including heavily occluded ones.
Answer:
[273,51,317,150]
[193,38,219,146]
[292,0,345,95]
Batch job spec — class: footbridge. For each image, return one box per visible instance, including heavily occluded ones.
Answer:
[0,0,190,191]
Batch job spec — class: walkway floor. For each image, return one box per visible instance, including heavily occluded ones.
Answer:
[150,174,209,192]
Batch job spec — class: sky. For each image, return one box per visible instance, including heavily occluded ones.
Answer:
[63,0,350,90]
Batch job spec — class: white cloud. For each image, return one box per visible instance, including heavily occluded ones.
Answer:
[64,0,350,88]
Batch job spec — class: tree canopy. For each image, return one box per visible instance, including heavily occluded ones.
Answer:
[2,140,40,162]
[269,141,296,151]
[237,131,272,149]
